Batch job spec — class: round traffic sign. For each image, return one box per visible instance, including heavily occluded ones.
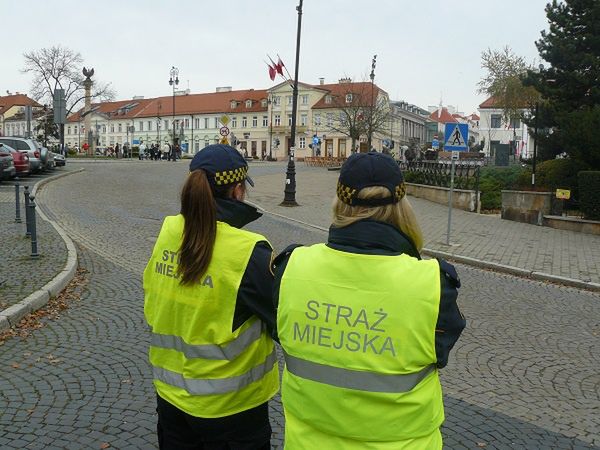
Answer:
[219,126,230,136]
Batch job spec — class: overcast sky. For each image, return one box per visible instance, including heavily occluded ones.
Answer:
[2,0,551,114]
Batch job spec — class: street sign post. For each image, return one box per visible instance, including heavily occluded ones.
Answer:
[219,126,230,137]
[444,124,469,245]
[432,139,439,150]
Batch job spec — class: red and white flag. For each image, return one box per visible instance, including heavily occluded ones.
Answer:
[268,64,276,81]
[276,57,285,76]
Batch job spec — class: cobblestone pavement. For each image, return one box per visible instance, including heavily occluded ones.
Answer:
[0,161,598,449]
[0,186,67,310]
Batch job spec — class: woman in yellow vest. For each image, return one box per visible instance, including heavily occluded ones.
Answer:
[274,152,466,449]
[144,144,279,450]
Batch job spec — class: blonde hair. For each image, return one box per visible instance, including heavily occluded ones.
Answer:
[332,186,424,251]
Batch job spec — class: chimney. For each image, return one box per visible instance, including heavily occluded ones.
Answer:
[319,78,324,85]
[338,77,352,84]
[216,86,232,93]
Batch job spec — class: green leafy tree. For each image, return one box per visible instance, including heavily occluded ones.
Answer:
[477,46,540,124]
[524,0,600,168]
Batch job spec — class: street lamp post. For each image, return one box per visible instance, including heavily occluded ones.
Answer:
[532,101,539,187]
[281,0,303,207]
[367,54,377,152]
[169,66,179,155]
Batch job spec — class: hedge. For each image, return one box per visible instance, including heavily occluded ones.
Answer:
[578,171,600,220]
[535,158,589,198]
[478,166,528,210]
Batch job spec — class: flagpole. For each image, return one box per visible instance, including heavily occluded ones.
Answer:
[280,0,303,207]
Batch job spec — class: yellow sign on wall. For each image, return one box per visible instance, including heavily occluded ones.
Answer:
[556,189,571,200]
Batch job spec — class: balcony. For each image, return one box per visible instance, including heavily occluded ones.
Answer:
[271,125,308,134]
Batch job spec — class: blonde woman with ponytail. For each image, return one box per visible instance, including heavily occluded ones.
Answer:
[144,145,279,450]
[274,152,466,449]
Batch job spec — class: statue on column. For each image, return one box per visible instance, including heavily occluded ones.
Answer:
[82,67,94,156]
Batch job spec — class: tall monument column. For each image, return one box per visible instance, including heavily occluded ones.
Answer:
[82,67,94,156]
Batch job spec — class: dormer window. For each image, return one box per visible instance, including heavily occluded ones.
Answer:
[345,93,353,103]
[261,99,267,108]
[230,101,237,109]
[325,95,332,104]
[245,100,253,108]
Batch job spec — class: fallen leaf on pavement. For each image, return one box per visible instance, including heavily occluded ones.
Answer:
[11,363,20,369]
[100,443,111,449]
[477,443,487,448]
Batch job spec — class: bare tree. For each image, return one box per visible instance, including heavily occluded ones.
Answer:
[477,46,540,123]
[22,45,115,116]
[325,81,391,152]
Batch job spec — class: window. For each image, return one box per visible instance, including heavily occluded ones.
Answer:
[138,121,143,132]
[214,118,219,128]
[301,94,309,105]
[230,101,237,109]
[273,96,281,106]
[288,114,293,126]
[262,116,268,127]
[232,117,237,128]
[195,118,200,129]
[118,123,123,132]
[246,100,252,108]
[185,119,190,129]
[299,137,306,148]
[326,113,333,127]
[164,120,169,130]
[314,114,321,126]
[204,118,209,129]
[242,117,247,127]
[261,99,267,108]
[110,124,115,133]
[301,113,307,126]
[274,114,281,126]
[74,126,78,134]
[102,125,107,133]
[287,96,293,105]
[509,117,521,129]
[345,93,353,103]
[252,116,257,127]
[67,126,71,135]
[325,95,332,104]
[491,114,502,129]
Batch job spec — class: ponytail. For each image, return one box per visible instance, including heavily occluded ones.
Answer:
[178,170,217,285]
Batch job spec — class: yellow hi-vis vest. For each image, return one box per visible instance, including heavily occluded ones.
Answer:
[143,214,279,418]
[277,244,443,450]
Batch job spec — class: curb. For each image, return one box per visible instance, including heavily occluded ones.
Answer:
[251,203,600,293]
[0,168,84,332]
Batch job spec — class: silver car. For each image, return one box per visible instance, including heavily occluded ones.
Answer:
[0,137,42,173]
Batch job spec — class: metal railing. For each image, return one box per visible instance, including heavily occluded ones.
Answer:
[399,161,482,191]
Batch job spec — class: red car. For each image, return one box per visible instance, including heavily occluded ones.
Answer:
[0,142,29,176]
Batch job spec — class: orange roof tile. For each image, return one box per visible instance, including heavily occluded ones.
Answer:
[68,88,269,122]
[0,94,42,115]
[428,107,458,123]
[311,82,385,109]
[478,96,499,109]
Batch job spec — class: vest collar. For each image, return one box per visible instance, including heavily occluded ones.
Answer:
[216,198,262,228]
[328,220,421,259]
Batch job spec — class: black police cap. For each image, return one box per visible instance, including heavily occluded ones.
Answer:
[189,144,254,187]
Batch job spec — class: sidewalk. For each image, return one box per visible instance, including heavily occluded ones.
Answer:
[249,166,600,289]
[0,171,78,331]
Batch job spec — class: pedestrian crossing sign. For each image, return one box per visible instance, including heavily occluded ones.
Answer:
[444,123,469,151]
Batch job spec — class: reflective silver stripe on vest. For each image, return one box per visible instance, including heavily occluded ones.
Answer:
[284,352,435,393]
[151,320,263,361]
[153,347,277,395]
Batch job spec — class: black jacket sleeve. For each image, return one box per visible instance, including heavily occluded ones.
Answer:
[270,244,303,342]
[232,241,277,337]
[435,259,466,368]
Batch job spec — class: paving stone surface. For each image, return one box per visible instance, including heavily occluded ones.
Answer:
[0,161,598,449]
[0,187,67,310]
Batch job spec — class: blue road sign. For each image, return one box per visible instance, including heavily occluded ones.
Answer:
[444,123,469,151]
[312,136,319,146]
[432,139,439,149]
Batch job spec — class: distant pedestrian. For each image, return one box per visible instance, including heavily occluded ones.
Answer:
[115,143,120,159]
[139,142,147,160]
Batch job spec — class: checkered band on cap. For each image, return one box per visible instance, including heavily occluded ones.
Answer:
[337,182,357,204]
[214,166,248,186]
[337,181,407,205]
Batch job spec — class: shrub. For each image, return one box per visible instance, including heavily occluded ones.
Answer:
[578,171,600,220]
[478,166,528,210]
[535,158,589,197]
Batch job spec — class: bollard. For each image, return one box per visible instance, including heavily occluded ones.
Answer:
[14,177,21,223]
[24,186,31,236]
[28,195,39,258]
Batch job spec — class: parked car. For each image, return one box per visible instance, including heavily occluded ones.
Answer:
[35,141,54,170]
[52,152,66,167]
[0,137,42,173]
[0,147,16,181]
[0,142,30,176]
